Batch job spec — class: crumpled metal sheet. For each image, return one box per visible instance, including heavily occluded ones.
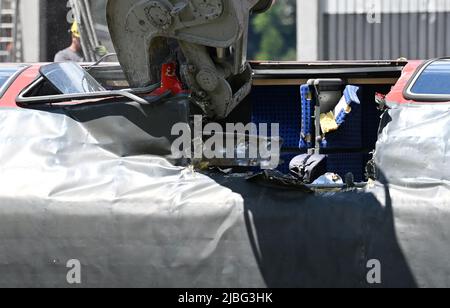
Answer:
[0,103,449,288]
[375,104,450,186]
[0,105,261,288]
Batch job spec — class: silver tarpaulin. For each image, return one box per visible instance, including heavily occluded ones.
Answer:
[0,102,449,287]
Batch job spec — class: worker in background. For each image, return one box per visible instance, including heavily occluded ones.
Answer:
[54,22,107,62]
[54,22,84,62]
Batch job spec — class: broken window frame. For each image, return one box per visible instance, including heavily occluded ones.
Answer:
[404,58,450,102]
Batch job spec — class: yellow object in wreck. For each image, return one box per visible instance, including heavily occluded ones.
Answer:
[320,112,339,134]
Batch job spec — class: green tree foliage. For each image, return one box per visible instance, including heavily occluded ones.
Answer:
[248,0,297,61]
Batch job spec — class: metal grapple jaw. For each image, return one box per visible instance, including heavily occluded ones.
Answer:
[107,0,274,119]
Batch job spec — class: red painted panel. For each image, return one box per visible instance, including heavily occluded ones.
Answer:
[0,65,41,108]
[386,60,450,105]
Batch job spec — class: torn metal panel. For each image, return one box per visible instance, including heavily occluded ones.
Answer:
[375,104,450,186]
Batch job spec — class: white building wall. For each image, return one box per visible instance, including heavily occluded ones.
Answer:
[297,0,450,61]
[297,0,320,61]
[324,0,450,14]
[20,0,41,62]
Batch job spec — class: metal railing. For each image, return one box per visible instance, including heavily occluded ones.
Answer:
[69,0,100,62]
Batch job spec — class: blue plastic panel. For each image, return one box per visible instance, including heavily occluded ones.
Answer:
[300,85,313,149]
[326,152,366,182]
[324,102,363,149]
[251,86,301,148]
[251,84,382,182]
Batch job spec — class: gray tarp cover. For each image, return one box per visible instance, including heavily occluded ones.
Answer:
[0,102,449,288]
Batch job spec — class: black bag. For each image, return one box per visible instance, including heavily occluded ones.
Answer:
[289,154,327,184]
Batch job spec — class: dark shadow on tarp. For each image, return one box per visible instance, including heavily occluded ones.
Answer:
[209,170,417,288]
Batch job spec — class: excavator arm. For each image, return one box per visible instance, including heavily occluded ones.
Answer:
[107,0,275,119]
